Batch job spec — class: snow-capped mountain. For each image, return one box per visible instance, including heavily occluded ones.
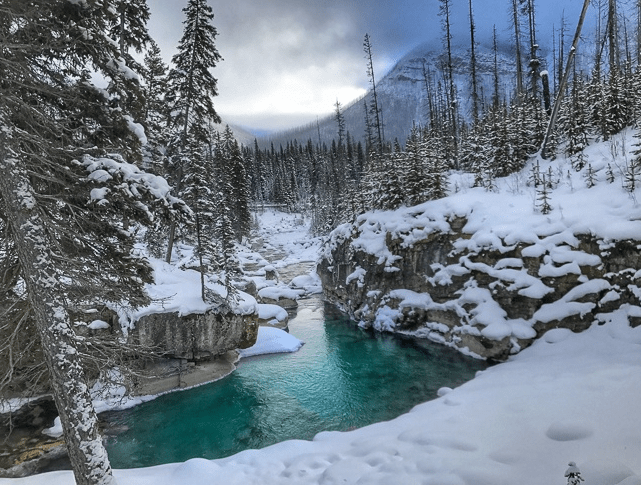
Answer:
[260,40,518,149]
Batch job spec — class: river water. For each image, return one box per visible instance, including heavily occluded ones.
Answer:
[103,295,487,469]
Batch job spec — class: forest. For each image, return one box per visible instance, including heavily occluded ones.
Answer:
[1,0,641,484]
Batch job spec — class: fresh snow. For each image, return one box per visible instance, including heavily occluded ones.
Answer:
[257,303,288,324]
[8,312,641,485]
[237,327,304,358]
[324,129,641,349]
[5,129,641,484]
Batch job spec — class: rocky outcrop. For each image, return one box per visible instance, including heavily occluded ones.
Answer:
[318,216,641,361]
[130,308,259,361]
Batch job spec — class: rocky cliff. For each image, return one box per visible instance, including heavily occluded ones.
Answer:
[318,203,641,361]
[130,307,259,361]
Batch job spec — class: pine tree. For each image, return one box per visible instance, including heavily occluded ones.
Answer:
[363,34,384,154]
[165,0,222,262]
[537,175,553,214]
[109,0,151,57]
[565,462,585,485]
[404,126,429,206]
[141,40,169,171]
[606,163,616,183]
[223,127,252,240]
[180,128,218,301]
[0,1,186,483]
[584,163,597,187]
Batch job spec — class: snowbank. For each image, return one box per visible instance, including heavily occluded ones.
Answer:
[9,314,640,485]
[238,327,303,358]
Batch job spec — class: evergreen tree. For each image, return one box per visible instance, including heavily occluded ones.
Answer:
[141,39,169,171]
[180,128,218,301]
[109,0,151,56]
[536,175,553,214]
[565,462,585,485]
[0,1,185,482]
[404,126,429,206]
[363,34,384,154]
[165,0,222,262]
[584,163,597,188]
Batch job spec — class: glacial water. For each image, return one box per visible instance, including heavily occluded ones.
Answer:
[103,297,487,468]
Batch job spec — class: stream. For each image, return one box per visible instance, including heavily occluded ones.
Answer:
[102,292,487,468]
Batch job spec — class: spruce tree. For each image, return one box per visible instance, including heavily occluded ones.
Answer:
[0,1,185,483]
[165,0,222,262]
[141,39,169,171]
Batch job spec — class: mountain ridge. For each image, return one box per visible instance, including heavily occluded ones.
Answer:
[257,39,519,149]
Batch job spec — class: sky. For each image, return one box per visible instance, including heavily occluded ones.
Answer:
[147,0,592,133]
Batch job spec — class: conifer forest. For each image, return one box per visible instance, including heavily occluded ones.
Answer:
[2,0,641,484]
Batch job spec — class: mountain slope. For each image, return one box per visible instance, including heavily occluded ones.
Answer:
[260,40,517,148]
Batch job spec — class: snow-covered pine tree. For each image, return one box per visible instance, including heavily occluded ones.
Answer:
[223,126,252,240]
[214,132,240,301]
[536,174,553,214]
[606,162,616,183]
[584,163,597,188]
[383,141,404,210]
[141,40,170,172]
[529,159,542,187]
[165,0,222,262]
[109,0,151,57]
[404,125,429,206]
[565,461,585,485]
[0,1,187,483]
[180,127,218,301]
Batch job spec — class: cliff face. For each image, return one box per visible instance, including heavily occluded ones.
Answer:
[131,308,259,361]
[318,216,641,361]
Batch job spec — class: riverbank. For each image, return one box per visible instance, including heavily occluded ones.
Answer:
[0,210,322,479]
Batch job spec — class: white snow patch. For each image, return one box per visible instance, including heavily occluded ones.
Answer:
[238,327,303,358]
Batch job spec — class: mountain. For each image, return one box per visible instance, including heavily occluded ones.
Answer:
[258,40,518,149]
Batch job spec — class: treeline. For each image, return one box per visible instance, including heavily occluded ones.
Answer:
[240,0,641,233]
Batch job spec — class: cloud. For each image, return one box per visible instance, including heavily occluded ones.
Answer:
[147,0,591,132]
[149,0,427,131]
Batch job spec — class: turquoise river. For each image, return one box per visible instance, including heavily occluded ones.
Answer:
[103,297,487,468]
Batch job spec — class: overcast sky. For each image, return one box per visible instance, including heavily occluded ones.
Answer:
[148,0,591,132]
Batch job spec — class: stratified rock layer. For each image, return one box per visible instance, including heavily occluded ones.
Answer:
[131,308,259,361]
[318,216,641,361]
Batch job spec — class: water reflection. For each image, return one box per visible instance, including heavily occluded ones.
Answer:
[104,298,487,468]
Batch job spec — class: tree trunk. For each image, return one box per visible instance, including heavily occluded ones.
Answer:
[512,0,524,100]
[541,0,591,159]
[468,0,480,124]
[0,145,116,485]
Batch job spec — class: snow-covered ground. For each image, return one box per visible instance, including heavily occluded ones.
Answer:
[7,311,641,485]
[4,133,641,484]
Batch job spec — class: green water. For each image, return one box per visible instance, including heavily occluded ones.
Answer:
[104,298,487,468]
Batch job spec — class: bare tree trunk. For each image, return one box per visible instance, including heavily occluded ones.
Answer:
[468,0,480,124]
[0,143,116,485]
[492,25,501,110]
[526,0,540,98]
[541,0,591,159]
[440,0,459,167]
[541,71,552,115]
[512,0,525,100]
[608,0,620,71]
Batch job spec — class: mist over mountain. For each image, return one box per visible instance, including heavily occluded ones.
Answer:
[258,40,519,149]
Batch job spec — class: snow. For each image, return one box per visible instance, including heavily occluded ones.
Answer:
[5,130,641,484]
[9,313,641,485]
[257,303,288,324]
[237,327,304,358]
[88,320,110,330]
[42,417,63,438]
[257,286,305,301]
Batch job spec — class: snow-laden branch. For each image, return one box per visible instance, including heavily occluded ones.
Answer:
[77,154,192,221]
